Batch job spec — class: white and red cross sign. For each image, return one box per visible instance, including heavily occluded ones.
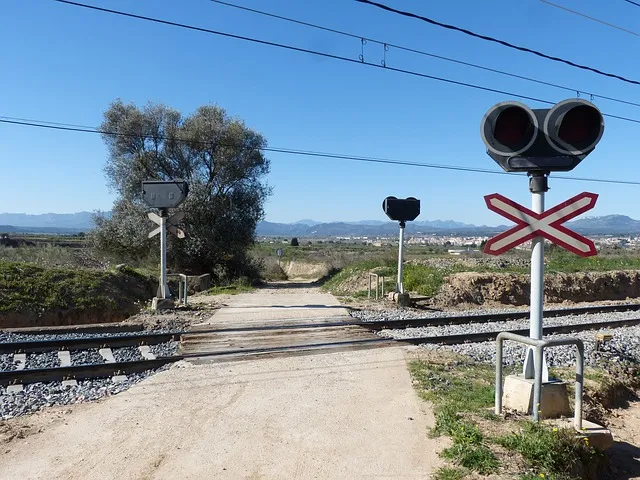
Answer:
[483,192,598,257]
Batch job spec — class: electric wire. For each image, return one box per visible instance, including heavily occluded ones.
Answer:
[3,116,640,186]
[208,0,640,109]
[52,0,553,106]
[356,0,640,86]
[540,0,640,38]
[623,0,640,8]
[51,0,640,123]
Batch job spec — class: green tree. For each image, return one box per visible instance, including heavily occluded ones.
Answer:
[290,237,299,247]
[91,100,271,279]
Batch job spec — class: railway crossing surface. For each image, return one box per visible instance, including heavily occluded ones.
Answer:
[0,284,442,479]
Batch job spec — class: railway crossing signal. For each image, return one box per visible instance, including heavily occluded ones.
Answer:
[142,180,189,301]
[480,98,605,390]
[382,196,420,294]
[483,192,598,257]
[480,99,604,173]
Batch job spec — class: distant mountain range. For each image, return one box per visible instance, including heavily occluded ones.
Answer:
[1,212,640,236]
[258,215,640,237]
[0,212,96,230]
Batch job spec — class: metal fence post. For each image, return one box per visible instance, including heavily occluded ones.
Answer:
[495,336,504,415]
[533,346,543,422]
[575,342,584,430]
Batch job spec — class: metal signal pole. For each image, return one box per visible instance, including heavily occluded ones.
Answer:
[397,221,406,293]
[524,174,549,381]
[159,209,169,299]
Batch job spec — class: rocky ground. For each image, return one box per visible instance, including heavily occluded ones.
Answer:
[351,306,640,368]
[0,292,225,420]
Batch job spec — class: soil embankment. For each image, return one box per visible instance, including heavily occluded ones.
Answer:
[435,270,640,307]
[0,262,156,328]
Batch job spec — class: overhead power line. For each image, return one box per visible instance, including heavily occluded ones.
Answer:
[50,0,640,126]
[208,0,640,110]
[2,116,640,187]
[540,0,640,38]
[623,0,640,7]
[356,0,640,86]
[52,0,551,105]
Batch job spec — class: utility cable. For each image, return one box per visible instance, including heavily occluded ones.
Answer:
[540,0,640,38]
[356,0,640,86]
[52,0,552,106]
[51,0,640,121]
[3,116,640,186]
[207,0,640,109]
[623,0,640,8]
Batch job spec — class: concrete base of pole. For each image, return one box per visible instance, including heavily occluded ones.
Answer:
[502,375,571,418]
[397,293,411,307]
[151,297,175,311]
[545,418,613,451]
[386,292,411,306]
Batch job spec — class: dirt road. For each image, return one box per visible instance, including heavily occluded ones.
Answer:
[0,285,443,479]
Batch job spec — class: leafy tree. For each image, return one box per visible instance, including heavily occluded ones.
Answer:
[91,100,271,279]
[290,237,299,247]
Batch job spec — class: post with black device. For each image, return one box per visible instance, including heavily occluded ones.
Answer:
[382,196,420,306]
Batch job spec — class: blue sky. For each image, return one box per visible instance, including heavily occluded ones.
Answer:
[2,0,640,225]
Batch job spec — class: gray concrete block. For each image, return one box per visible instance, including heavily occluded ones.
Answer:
[57,350,72,367]
[99,348,116,364]
[502,374,572,419]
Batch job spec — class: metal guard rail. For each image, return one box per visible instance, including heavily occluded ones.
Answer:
[495,332,584,430]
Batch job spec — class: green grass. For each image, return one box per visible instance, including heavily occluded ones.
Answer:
[433,466,468,480]
[322,256,397,294]
[410,360,496,413]
[496,422,602,479]
[410,360,499,475]
[206,284,255,295]
[0,260,154,314]
[546,250,640,273]
[409,359,605,478]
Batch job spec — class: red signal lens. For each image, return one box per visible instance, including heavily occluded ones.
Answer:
[558,105,601,148]
[494,106,534,148]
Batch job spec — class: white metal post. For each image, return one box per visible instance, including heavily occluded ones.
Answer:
[524,175,549,381]
[160,213,169,299]
[397,221,405,293]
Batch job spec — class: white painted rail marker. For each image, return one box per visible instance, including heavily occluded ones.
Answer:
[483,192,598,257]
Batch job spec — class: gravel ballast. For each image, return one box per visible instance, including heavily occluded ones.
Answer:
[0,370,172,420]
[70,349,106,366]
[0,354,17,371]
[111,346,144,363]
[25,352,61,370]
[352,307,640,367]
[150,340,180,357]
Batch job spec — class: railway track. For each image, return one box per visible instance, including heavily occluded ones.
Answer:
[2,302,640,388]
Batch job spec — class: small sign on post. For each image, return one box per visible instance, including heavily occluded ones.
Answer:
[142,180,189,302]
[276,248,283,267]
